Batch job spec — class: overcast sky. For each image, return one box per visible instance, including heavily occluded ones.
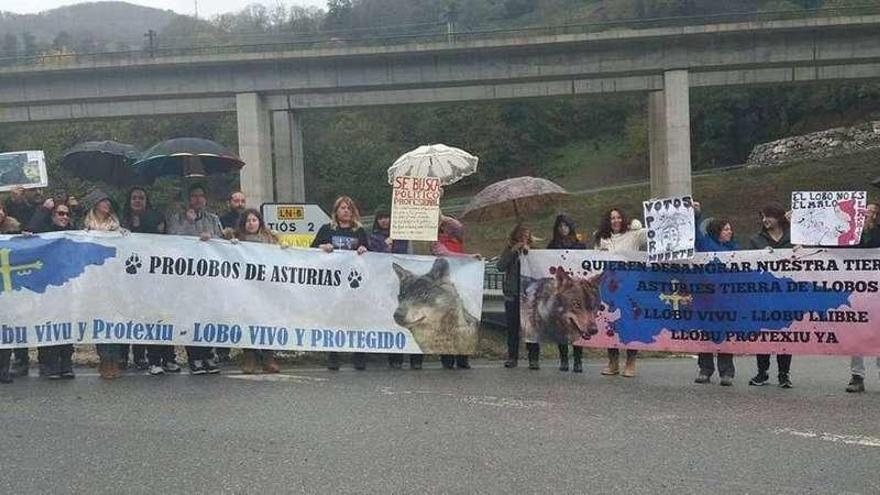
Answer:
[5,0,328,18]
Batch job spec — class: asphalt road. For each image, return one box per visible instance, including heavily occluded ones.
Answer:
[2,356,879,494]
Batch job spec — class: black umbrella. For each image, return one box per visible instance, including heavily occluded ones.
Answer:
[133,138,245,183]
[61,140,142,187]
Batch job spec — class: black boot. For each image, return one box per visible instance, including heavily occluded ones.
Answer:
[558,345,569,372]
[440,355,456,369]
[846,375,864,393]
[12,348,29,377]
[410,354,423,370]
[456,355,471,369]
[327,352,340,371]
[352,353,367,371]
[527,343,540,370]
[0,350,12,384]
[572,347,583,373]
[59,346,75,379]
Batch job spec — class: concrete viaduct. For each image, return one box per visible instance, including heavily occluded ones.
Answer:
[1,14,879,206]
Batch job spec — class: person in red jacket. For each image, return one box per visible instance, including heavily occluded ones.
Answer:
[431,215,481,369]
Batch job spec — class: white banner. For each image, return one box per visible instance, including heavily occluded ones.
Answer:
[791,191,867,246]
[0,232,485,353]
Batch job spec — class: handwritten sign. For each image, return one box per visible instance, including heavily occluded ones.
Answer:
[390,176,442,241]
[643,196,695,262]
[791,191,867,246]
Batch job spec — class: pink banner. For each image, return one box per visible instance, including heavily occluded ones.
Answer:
[520,248,880,355]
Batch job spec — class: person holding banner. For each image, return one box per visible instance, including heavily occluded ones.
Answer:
[235,208,283,374]
[82,190,128,380]
[546,214,587,372]
[3,186,37,231]
[121,187,180,376]
[369,206,420,370]
[432,215,480,370]
[693,202,737,386]
[748,204,794,389]
[0,203,21,383]
[846,201,880,393]
[497,223,534,369]
[312,196,370,371]
[28,200,77,379]
[217,191,246,363]
[594,208,646,378]
[167,184,224,375]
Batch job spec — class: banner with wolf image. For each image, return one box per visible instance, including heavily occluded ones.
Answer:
[520,249,880,355]
[0,232,484,353]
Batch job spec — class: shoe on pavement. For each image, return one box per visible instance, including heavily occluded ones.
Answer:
[205,359,220,374]
[719,376,734,387]
[748,373,769,386]
[503,359,518,368]
[190,360,207,375]
[163,362,181,373]
[149,365,165,376]
[778,374,793,389]
[694,374,711,384]
[846,375,865,393]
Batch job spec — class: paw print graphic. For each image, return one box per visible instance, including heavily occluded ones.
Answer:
[125,254,142,275]
[347,270,363,289]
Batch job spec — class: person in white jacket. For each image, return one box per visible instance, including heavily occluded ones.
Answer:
[593,208,647,377]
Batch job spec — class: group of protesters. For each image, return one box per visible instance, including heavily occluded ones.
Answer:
[497,196,880,392]
[0,184,480,383]
[2,182,879,393]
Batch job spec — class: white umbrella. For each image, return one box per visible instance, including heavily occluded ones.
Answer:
[387,144,478,186]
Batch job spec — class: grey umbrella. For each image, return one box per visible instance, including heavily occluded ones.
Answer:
[460,176,568,222]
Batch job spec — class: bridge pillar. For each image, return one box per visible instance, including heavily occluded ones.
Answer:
[648,70,692,197]
[271,111,306,202]
[236,93,274,207]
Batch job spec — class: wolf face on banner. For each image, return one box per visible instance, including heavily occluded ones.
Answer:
[392,258,479,354]
[521,268,602,344]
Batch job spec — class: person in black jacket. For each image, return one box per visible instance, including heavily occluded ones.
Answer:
[0,202,22,383]
[546,214,588,373]
[747,204,794,389]
[120,187,181,376]
[311,196,369,370]
[497,224,533,368]
[30,200,77,379]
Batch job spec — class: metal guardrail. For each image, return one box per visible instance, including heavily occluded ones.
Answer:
[1,4,879,69]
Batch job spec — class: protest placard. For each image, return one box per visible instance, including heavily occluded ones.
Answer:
[791,191,867,246]
[643,196,695,262]
[0,151,48,192]
[390,176,442,241]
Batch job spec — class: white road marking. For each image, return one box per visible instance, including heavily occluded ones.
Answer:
[377,386,553,409]
[227,374,328,383]
[774,428,880,448]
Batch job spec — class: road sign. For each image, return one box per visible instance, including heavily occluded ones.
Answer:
[261,203,331,248]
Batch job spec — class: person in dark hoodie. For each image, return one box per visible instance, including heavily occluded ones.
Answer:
[29,200,77,379]
[369,206,420,369]
[546,214,587,373]
[748,203,794,389]
[693,202,737,386]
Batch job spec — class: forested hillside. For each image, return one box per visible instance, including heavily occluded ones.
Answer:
[0,0,878,214]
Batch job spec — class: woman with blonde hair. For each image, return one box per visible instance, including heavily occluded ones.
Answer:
[82,190,125,379]
[311,196,369,370]
[235,208,282,374]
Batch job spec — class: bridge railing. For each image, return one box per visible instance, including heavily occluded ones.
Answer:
[1,4,879,69]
